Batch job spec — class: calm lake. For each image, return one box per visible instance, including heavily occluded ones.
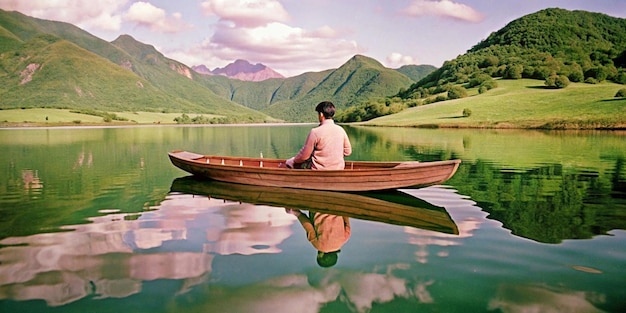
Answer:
[1,125,625,313]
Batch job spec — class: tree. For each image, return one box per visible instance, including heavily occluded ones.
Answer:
[568,69,584,82]
[468,73,492,88]
[545,75,570,89]
[479,79,498,93]
[504,64,523,79]
[448,86,468,99]
[585,66,608,82]
[614,71,626,84]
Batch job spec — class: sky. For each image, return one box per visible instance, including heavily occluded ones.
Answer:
[0,0,625,77]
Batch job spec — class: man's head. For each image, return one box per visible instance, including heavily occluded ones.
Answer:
[315,101,336,119]
[317,250,339,267]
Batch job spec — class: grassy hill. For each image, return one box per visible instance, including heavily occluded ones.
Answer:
[363,79,626,129]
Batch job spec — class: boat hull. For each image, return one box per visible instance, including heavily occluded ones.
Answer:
[168,150,461,192]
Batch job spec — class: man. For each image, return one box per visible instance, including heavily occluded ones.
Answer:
[286,209,351,267]
[286,101,352,170]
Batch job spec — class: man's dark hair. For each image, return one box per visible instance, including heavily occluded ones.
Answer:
[316,251,339,267]
[315,101,335,119]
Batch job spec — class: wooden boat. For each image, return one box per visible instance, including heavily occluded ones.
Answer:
[168,150,461,192]
[170,177,459,234]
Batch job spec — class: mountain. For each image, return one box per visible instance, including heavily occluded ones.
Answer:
[195,59,285,81]
[395,64,437,81]
[191,55,417,121]
[263,55,415,122]
[399,8,626,98]
[0,8,419,123]
[191,64,212,75]
[0,9,270,122]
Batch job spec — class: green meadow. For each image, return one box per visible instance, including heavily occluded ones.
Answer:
[0,109,221,126]
[1,79,624,128]
[365,79,626,129]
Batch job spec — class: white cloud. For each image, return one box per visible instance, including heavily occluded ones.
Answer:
[191,21,363,77]
[189,0,364,76]
[386,53,418,68]
[0,0,128,31]
[402,0,484,23]
[200,0,290,27]
[125,2,191,33]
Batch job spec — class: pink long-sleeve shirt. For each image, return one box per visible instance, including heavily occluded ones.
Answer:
[296,212,351,253]
[293,119,352,170]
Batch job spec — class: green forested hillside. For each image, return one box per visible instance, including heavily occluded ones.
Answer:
[395,64,437,81]
[263,55,415,122]
[196,69,332,111]
[399,8,626,98]
[0,34,178,111]
[196,55,417,122]
[0,9,271,122]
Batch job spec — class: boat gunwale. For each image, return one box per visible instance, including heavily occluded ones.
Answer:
[168,150,460,175]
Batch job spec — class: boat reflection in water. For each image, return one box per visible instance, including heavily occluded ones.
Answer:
[170,177,459,270]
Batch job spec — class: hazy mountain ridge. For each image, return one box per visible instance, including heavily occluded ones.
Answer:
[193,59,285,81]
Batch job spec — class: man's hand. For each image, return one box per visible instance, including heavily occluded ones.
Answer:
[285,208,302,216]
[285,157,295,168]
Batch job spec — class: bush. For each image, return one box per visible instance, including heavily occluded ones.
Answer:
[447,86,468,99]
[468,73,492,88]
[174,113,191,124]
[615,88,626,98]
[615,71,626,85]
[462,108,472,117]
[545,75,570,89]
[568,70,584,82]
[478,79,498,93]
[504,64,523,79]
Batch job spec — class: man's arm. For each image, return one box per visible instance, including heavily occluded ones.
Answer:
[294,132,317,163]
[343,132,352,157]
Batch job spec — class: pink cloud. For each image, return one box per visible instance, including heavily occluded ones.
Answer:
[402,0,484,23]
[200,0,290,27]
[125,2,191,33]
[0,0,128,31]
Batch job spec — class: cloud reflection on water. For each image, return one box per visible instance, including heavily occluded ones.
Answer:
[0,194,294,306]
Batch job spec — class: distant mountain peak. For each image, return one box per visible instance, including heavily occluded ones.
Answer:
[192,59,284,81]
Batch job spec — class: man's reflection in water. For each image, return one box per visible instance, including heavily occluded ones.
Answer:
[286,209,351,267]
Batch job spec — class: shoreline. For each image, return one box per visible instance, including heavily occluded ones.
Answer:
[2,121,625,131]
[0,121,313,130]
